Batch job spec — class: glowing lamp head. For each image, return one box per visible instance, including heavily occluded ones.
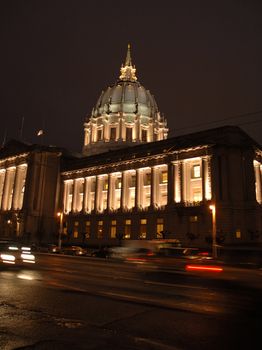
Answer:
[209,205,215,212]
[57,212,61,217]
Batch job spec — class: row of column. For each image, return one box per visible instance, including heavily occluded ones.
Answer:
[0,164,27,211]
[63,157,212,214]
[85,116,153,145]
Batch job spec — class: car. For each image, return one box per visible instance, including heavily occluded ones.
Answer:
[47,244,60,253]
[0,241,35,266]
[149,247,214,271]
[60,246,87,256]
[33,243,60,253]
[90,247,110,258]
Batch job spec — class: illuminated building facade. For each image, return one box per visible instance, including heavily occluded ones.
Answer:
[0,47,261,247]
[61,126,262,246]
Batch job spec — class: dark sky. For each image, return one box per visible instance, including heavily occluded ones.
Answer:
[0,0,262,152]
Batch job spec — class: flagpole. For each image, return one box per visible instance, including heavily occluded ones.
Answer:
[19,116,24,140]
[2,129,7,148]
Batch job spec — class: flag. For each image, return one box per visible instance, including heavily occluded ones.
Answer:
[37,129,44,136]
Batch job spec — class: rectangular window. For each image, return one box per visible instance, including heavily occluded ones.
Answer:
[144,173,151,186]
[139,219,147,239]
[236,229,241,239]
[192,165,201,178]
[161,171,168,183]
[130,175,136,187]
[156,218,164,238]
[115,178,121,189]
[189,216,198,223]
[110,226,116,238]
[85,221,91,239]
[97,220,103,239]
[110,220,117,239]
[193,188,201,202]
[73,221,79,238]
[124,219,131,239]
[103,179,108,191]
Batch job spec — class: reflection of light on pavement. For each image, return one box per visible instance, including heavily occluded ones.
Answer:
[186,265,223,272]
[17,273,34,280]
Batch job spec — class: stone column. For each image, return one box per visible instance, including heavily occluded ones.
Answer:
[94,176,100,212]
[174,161,181,203]
[255,163,262,204]
[135,169,141,209]
[83,177,88,213]
[108,173,113,211]
[121,171,126,210]
[204,156,212,200]
[168,162,174,205]
[0,170,6,209]
[201,157,206,203]
[151,167,156,207]
[72,179,77,212]
[12,166,20,210]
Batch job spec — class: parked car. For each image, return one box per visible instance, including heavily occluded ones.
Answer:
[0,241,35,266]
[60,246,87,256]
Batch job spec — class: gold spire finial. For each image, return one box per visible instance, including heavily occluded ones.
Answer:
[119,44,137,81]
[125,43,132,66]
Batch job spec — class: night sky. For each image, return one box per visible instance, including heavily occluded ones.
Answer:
[0,0,262,152]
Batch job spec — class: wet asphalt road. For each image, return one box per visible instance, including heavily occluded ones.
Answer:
[0,254,261,350]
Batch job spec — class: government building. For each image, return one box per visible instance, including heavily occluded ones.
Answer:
[0,46,262,248]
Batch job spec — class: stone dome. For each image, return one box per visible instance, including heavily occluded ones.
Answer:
[83,45,168,156]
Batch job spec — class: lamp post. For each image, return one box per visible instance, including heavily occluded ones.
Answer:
[209,204,217,259]
[57,212,63,250]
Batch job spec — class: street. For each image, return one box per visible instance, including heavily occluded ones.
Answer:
[0,254,261,350]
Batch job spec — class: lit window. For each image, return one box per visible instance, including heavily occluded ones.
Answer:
[85,221,91,238]
[144,173,151,186]
[236,229,241,239]
[139,219,147,239]
[110,226,116,238]
[193,189,201,201]
[115,178,121,189]
[103,179,108,191]
[156,218,164,237]
[192,165,201,178]
[189,216,198,223]
[130,175,136,187]
[97,221,103,239]
[73,221,79,238]
[161,171,168,183]
[124,219,131,239]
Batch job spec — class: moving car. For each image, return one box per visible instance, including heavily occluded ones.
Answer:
[0,241,35,266]
[60,245,87,256]
[90,247,110,258]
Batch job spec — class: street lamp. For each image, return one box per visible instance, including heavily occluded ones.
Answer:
[209,204,217,259]
[57,212,63,250]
